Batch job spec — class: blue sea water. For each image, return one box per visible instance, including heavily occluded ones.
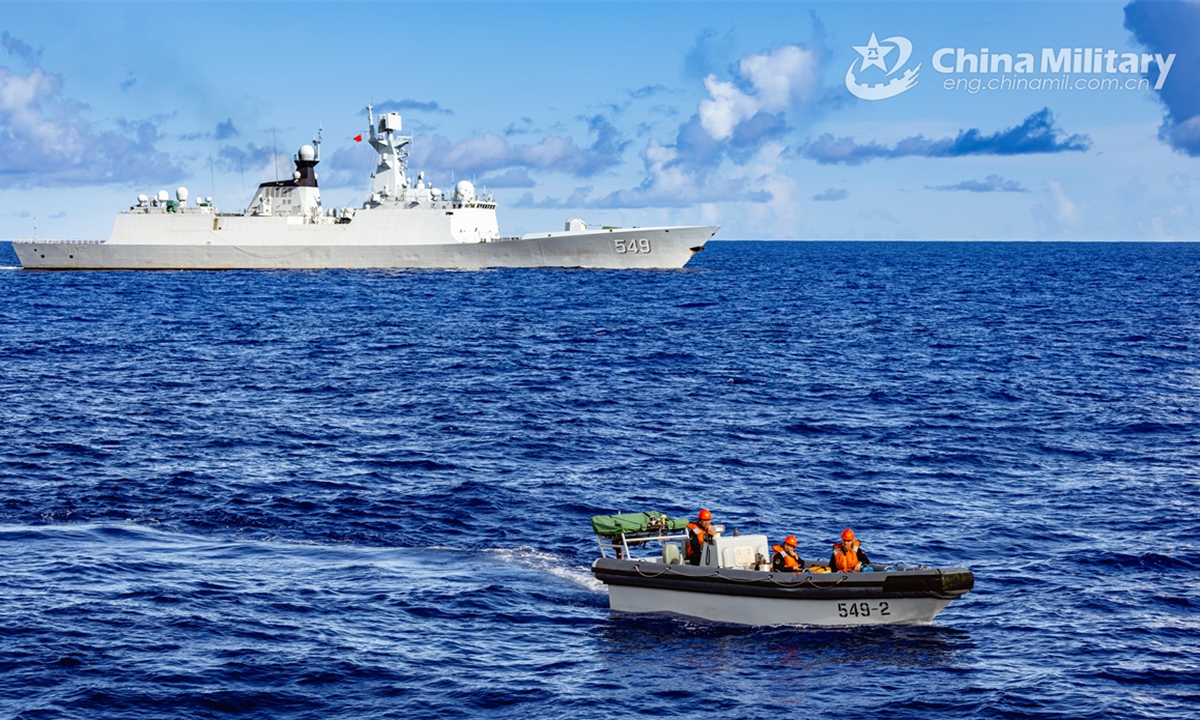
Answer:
[0,240,1197,719]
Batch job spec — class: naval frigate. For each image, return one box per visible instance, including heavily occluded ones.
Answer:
[13,105,718,270]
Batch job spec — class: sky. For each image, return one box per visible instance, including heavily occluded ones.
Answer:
[1,0,1199,240]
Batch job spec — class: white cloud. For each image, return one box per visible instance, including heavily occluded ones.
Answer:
[698,45,819,141]
[408,131,619,178]
[1032,180,1086,238]
[698,76,760,141]
[0,65,184,187]
[0,67,74,163]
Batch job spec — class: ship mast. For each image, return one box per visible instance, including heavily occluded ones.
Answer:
[366,104,410,202]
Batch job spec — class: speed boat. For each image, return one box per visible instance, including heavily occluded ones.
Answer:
[589,512,974,626]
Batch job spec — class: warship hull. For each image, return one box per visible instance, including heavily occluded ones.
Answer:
[14,224,715,270]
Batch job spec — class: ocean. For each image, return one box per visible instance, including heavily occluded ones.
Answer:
[0,240,1197,719]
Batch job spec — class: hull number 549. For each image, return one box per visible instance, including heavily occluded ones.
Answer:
[614,238,651,254]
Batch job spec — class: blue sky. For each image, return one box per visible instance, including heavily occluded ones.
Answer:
[2,0,1198,240]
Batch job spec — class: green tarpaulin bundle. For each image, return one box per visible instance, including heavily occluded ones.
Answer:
[591,511,689,537]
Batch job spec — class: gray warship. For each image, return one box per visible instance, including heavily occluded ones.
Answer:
[14,105,718,270]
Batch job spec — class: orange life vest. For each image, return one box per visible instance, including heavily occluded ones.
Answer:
[833,540,861,572]
[771,544,800,571]
[686,522,709,561]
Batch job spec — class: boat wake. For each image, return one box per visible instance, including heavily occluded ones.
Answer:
[485,545,606,593]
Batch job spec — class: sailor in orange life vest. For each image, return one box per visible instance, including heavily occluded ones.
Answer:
[685,509,714,565]
[830,528,870,572]
[771,535,803,573]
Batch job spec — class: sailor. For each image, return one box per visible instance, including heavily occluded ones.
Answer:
[771,535,803,573]
[685,509,714,565]
[831,528,870,573]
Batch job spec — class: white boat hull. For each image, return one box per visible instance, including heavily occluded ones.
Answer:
[608,584,954,626]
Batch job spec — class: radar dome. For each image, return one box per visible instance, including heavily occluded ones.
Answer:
[453,180,476,202]
[298,145,316,162]
[137,194,148,204]
[176,187,189,202]
[157,190,169,202]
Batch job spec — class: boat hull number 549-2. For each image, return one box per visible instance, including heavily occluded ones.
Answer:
[614,238,651,254]
[837,601,890,618]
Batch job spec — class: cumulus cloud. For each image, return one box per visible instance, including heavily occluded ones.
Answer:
[813,187,847,201]
[684,28,735,81]
[525,36,825,212]
[512,186,594,209]
[698,44,819,141]
[409,116,623,178]
[2,32,41,66]
[801,108,1089,165]
[1125,0,1200,155]
[927,174,1027,193]
[180,118,239,143]
[503,117,533,136]
[477,168,536,188]
[314,113,626,190]
[214,142,274,173]
[630,84,668,99]
[1032,180,1084,238]
[374,99,453,116]
[214,118,238,141]
[569,21,833,213]
[0,65,185,187]
[315,144,372,189]
[586,139,772,209]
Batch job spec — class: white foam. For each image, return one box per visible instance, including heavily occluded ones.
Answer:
[485,545,606,593]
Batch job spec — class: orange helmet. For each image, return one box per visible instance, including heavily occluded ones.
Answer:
[841,528,855,541]
[698,509,712,521]
[784,535,797,547]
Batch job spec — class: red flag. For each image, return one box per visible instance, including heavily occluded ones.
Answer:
[354,134,363,142]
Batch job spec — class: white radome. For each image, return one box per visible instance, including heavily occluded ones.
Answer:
[453,180,475,202]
